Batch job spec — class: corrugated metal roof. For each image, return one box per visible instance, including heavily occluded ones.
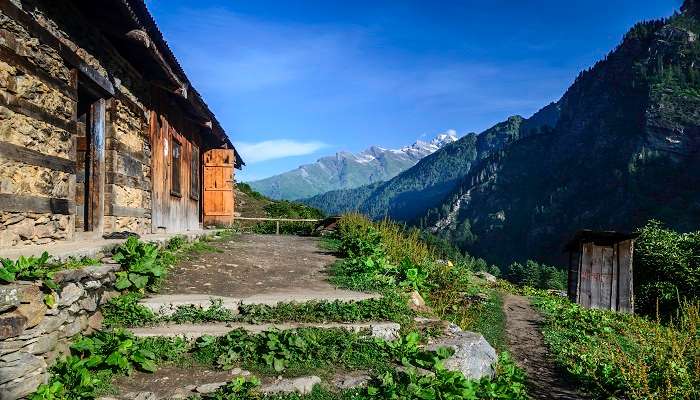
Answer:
[118,0,245,168]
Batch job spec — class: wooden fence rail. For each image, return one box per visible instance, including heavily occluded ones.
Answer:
[232,216,321,235]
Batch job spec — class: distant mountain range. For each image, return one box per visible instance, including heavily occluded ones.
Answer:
[305,2,700,267]
[248,132,458,200]
[302,104,559,221]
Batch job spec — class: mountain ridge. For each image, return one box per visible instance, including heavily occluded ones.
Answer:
[248,131,458,200]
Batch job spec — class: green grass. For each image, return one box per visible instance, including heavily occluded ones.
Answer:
[530,288,699,400]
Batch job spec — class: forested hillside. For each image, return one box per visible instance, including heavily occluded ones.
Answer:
[303,106,559,220]
[424,7,700,266]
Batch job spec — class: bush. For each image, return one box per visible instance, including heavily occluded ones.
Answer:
[634,220,700,316]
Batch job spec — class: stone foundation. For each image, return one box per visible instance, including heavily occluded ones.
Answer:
[0,212,73,246]
[0,264,119,400]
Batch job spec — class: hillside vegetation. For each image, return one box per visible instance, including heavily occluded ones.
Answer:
[235,183,324,234]
[417,8,700,267]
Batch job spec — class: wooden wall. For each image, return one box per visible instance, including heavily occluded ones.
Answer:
[572,240,634,313]
[150,88,202,233]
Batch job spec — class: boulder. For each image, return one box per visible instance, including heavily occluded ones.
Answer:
[425,331,497,379]
[475,271,497,284]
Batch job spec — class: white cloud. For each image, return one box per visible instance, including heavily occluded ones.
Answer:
[237,139,327,164]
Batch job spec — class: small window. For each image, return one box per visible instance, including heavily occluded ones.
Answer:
[171,138,182,197]
[190,145,200,200]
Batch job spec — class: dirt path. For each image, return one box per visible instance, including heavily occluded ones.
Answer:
[160,233,375,302]
[503,294,588,400]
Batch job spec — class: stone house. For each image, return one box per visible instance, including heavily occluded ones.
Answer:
[0,0,244,247]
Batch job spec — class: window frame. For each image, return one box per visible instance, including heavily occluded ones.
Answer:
[170,135,182,198]
[190,144,200,201]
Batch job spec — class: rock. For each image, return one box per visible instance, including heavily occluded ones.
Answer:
[78,294,97,312]
[425,331,497,379]
[61,315,86,338]
[53,269,89,284]
[261,376,321,395]
[0,286,20,312]
[371,323,400,341]
[123,392,157,400]
[0,311,27,340]
[170,387,193,399]
[99,290,121,305]
[16,301,46,329]
[19,309,69,339]
[25,331,58,355]
[195,382,227,394]
[331,372,371,389]
[17,284,42,304]
[0,352,46,384]
[475,271,497,284]
[87,311,104,331]
[57,283,84,306]
[409,291,425,308]
[87,264,120,279]
[0,370,47,400]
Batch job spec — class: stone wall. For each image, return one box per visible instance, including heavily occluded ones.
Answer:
[0,263,119,400]
[1,0,157,246]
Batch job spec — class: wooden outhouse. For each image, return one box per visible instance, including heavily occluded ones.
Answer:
[565,230,637,313]
[0,0,243,248]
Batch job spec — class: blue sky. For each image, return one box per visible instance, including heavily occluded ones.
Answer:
[147,0,681,181]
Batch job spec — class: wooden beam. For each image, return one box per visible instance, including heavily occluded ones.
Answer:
[0,193,73,214]
[0,141,74,173]
[106,204,150,218]
[0,91,76,133]
[0,1,114,96]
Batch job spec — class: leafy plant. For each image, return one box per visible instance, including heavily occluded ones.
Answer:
[70,330,157,374]
[101,293,157,328]
[31,356,109,400]
[112,237,166,292]
[0,252,58,291]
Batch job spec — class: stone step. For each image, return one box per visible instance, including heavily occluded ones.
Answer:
[139,291,381,316]
[129,321,400,340]
[107,371,372,400]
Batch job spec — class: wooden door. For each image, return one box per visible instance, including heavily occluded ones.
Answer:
[203,149,235,226]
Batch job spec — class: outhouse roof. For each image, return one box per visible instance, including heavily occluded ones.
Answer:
[564,230,638,252]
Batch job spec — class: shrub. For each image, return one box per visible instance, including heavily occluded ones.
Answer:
[634,220,700,316]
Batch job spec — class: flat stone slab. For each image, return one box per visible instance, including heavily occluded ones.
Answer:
[0,230,218,261]
[138,294,242,316]
[140,290,380,316]
[129,321,401,340]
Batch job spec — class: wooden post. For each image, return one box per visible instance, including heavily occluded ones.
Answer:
[276,220,280,235]
[89,98,106,234]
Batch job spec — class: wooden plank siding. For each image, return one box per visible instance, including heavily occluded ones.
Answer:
[150,87,203,233]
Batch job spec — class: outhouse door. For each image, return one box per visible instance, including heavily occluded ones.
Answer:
[202,149,235,226]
